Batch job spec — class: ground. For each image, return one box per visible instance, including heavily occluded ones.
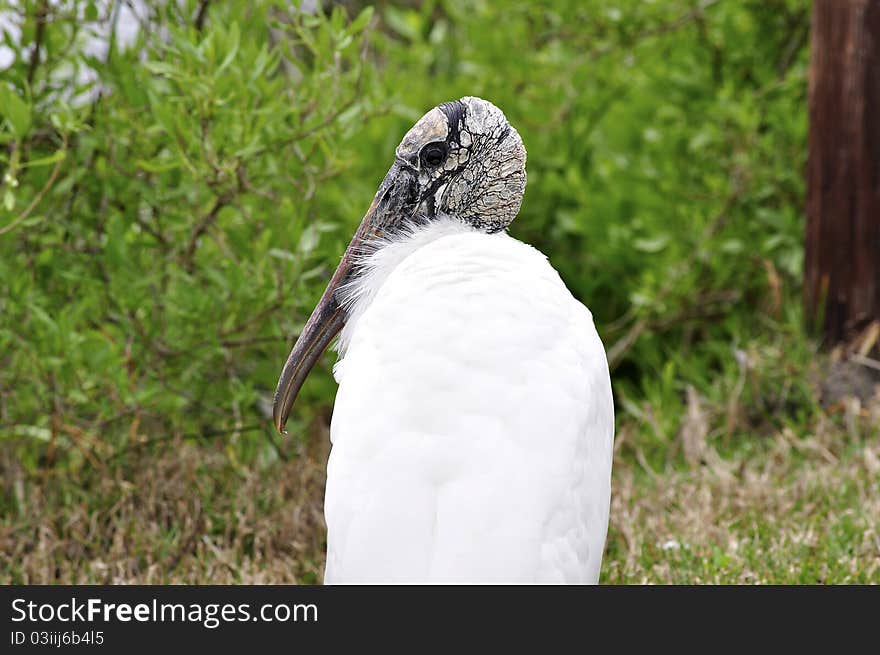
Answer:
[3,380,877,585]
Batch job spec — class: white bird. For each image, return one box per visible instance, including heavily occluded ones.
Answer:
[273,97,614,584]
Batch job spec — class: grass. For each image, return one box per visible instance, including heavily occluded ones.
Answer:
[606,409,880,583]
[1,432,329,585]
[2,350,877,585]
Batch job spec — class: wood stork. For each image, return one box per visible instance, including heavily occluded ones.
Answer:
[273,97,614,584]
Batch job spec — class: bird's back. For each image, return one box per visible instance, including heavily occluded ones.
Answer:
[325,219,614,583]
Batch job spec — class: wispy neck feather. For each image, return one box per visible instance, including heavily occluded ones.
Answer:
[334,215,482,358]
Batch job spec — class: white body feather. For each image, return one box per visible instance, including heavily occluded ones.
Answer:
[325,217,614,584]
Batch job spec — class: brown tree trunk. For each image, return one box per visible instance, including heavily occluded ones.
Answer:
[805,0,880,346]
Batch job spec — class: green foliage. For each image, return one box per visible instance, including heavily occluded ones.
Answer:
[1,0,381,472]
[2,0,813,472]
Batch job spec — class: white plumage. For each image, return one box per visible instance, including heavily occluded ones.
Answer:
[272,96,614,585]
[324,217,614,583]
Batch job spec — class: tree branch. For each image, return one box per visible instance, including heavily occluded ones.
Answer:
[194,0,211,33]
[182,190,234,273]
[27,0,50,86]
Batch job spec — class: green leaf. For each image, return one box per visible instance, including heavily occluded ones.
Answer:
[384,7,421,41]
[0,87,31,138]
[215,22,240,76]
[11,425,51,442]
[633,235,670,253]
[348,6,374,34]
[22,149,66,168]
[269,248,296,262]
[135,157,180,173]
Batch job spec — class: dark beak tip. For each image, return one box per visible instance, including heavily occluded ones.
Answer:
[271,395,286,434]
[272,409,286,435]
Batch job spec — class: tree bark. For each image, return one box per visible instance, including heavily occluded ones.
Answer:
[805,0,880,346]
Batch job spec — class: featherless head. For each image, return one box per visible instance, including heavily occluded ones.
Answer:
[392,96,527,232]
[272,97,526,433]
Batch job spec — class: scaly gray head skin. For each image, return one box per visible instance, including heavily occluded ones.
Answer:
[272,97,527,433]
[395,97,527,231]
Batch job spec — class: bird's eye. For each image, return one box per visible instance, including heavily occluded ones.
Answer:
[421,142,448,167]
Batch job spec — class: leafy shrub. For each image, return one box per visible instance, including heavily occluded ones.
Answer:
[1,0,379,475]
[1,0,812,477]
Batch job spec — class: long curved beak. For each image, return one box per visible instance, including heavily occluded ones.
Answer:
[272,162,418,433]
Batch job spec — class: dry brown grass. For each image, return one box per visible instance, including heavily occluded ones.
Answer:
[1,435,330,584]
[2,390,878,585]
[605,393,880,583]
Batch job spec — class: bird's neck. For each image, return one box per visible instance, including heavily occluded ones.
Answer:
[334,215,486,357]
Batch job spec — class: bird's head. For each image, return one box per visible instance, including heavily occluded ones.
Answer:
[272,97,526,433]
[393,96,527,230]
